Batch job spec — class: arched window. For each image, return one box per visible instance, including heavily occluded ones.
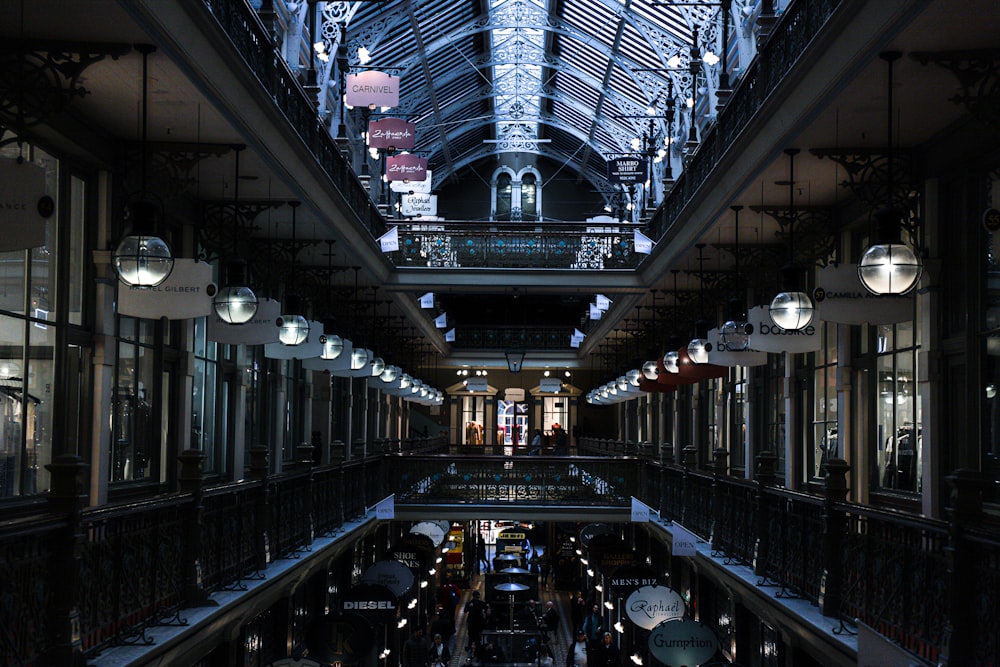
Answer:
[521,173,537,221]
[495,172,512,221]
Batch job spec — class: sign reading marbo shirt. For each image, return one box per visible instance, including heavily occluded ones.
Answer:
[648,619,719,667]
[368,117,415,150]
[118,258,215,319]
[625,585,685,630]
[814,263,913,325]
[346,71,399,108]
[386,154,427,182]
[401,193,437,217]
[707,328,767,367]
[607,156,647,184]
[341,583,397,625]
[746,305,821,353]
[0,158,49,251]
[207,297,280,344]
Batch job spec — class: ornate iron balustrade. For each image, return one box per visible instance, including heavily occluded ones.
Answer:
[392,222,643,269]
[451,326,576,350]
[386,455,641,505]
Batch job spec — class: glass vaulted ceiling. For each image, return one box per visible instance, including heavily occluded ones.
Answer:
[345,0,715,192]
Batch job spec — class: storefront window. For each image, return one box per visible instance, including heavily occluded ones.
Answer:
[192,317,221,472]
[872,318,921,493]
[729,367,747,475]
[462,395,486,445]
[112,319,157,483]
[809,321,838,480]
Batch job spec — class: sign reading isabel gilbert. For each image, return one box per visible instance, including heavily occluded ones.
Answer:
[624,585,685,630]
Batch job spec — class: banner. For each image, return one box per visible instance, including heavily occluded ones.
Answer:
[386,154,427,182]
[378,226,399,252]
[746,305,821,353]
[590,303,602,320]
[445,328,455,342]
[671,522,699,556]
[434,312,447,328]
[345,71,399,108]
[631,497,650,522]
[814,263,913,325]
[707,327,768,366]
[607,156,647,184]
[367,117,415,150]
[375,494,395,520]
[634,230,654,254]
[117,258,214,319]
[648,619,718,666]
[401,193,438,217]
[625,585,686,629]
[208,297,280,344]
[0,158,48,251]
[595,294,612,310]
[570,336,581,348]
[419,292,434,308]
[390,169,432,193]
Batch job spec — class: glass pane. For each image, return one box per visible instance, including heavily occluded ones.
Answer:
[521,174,537,220]
[68,175,85,325]
[27,324,54,494]
[496,173,512,221]
[29,148,58,330]
[0,314,25,496]
[0,250,26,314]
[112,342,155,482]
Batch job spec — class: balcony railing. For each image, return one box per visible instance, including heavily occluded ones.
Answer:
[390,221,643,270]
[5,445,995,665]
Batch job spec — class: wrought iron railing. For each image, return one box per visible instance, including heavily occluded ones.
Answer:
[391,222,643,269]
[3,446,996,665]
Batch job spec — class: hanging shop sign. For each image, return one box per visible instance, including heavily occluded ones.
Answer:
[386,154,427,182]
[401,193,438,217]
[607,156,647,184]
[746,305,821,353]
[538,378,563,393]
[670,522,700,556]
[579,522,614,548]
[340,583,398,625]
[505,388,525,401]
[207,297,280,344]
[813,263,913,325]
[625,585,686,630]
[497,527,527,553]
[361,560,415,598]
[117,258,215,319]
[608,563,661,598]
[346,71,399,108]
[306,611,375,665]
[707,327,768,366]
[368,117,415,150]
[410,520,448,546]
[264,321,324,359]
[389,532,435,572]
[648,619,719,666]
[390,169,432,194]
[0,158,49,251]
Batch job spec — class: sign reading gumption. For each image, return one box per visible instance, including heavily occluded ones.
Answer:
[368,117,415,150]
[345,71,399,108]
[386,154,428,182]
[647,619,719,666]
[607,156,647,184]
[625,585,686,630]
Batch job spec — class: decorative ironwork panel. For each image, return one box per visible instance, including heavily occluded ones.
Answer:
[970,529,1000,665]
[710,480,756,564]
[269,473,314,559]
[0,521,57,665]
[202,485,261,591]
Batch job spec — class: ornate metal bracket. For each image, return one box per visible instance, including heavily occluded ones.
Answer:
[199,200,284,263]
[750,205,836,268]
[810,148,917,214]
[0,40,131,133]
[124,142,233,200]
[911,49,1000,135]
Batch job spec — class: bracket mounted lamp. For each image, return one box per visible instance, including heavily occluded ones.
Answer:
[505,350,525,373]
[858,52,922,295]
[112,45,174,288]
[213,144,259,324]
[277,201,309,345]
[769,149,815,331]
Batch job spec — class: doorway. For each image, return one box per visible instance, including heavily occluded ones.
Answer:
[497,399,527,450]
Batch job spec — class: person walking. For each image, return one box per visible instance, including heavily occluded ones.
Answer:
[429,632,451,667]
[582,604,604,649]
[528,428,543,454]
[539,551,551,588]
[403,627,431,667]
[566,629,590,667]
[593,632,620,667]
[464,590,489,648]
[570,591,587,637]
[552,424,569,455]
[542,600,560,645]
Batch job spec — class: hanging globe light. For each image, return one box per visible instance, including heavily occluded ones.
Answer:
[319,333,344,360]
[641,360,659,380]
[663,350,680,373]
[769,271,814,331]
[369,356,386,377]
[277,294,310,345]
[858,209,922,294]
[687,337,711,364]
[626,369,642,386]
[213,260,258,324]
[113,199,174,287]
[350,347,369,370]
[380,365,399,383]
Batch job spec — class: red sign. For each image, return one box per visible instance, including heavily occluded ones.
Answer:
[368,118,416,150]
[386,154,427,182]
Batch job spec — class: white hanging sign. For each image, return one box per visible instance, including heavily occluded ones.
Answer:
[345,71,399,108]
[570,336,581,348]
[814,264,913,325]
[445,328,455,342]
[391,170,432,194]
[375,494,395,520]
[419,292,434,308]
[590,303,602,320]
[434,312,447,328]
[671,522,700,556]
[401,193,438,217]
[595,294,612,310]
[634,230,654,254]
[746,305,821,353]
[207,297,280,344]
[264,321,324,359]
[707,328,768,366]
[0,158,49,251]
[630,497,650,522]
[378,226,399,252]
[118,258,215,319]
[625,585,686,630]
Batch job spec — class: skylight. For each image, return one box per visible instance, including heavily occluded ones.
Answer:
[488,0,547,150]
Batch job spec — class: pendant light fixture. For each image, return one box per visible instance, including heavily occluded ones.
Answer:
[642,289,659,380]
[319,240,344,359]
[720,205,752,350]
[662,269,681,373]
[769,148,815,331]
[687,244,712,364]
[112,44,174,287]
[277,201,310,345]
[213,144,259,324]
[858,51,922,295]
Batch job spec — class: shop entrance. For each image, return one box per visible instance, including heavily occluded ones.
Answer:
[497,399,527,450]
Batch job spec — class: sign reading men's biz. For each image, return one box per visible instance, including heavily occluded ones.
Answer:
[607,156,648,184]
[386,154,427,182]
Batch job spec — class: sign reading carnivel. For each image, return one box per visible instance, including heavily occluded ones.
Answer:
[624,585,686,630]
[346,71,399,108]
